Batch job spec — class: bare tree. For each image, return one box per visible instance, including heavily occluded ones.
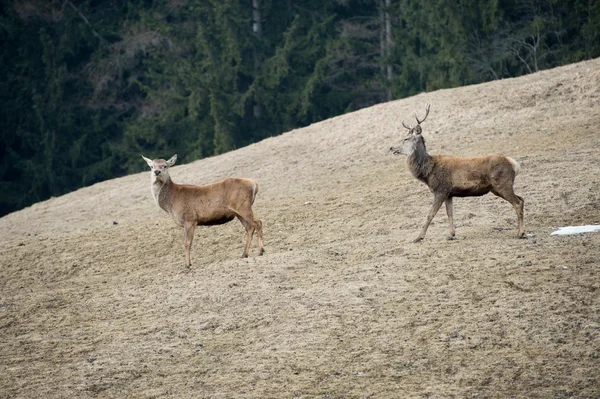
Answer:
[379,0,393,101]
[252,0,263,119]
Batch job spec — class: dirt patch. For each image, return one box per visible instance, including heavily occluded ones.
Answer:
[1,59,599,398]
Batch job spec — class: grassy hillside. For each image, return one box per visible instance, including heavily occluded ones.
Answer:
[1,58,599,398]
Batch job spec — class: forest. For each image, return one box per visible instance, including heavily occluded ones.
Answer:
[1,0,599,217]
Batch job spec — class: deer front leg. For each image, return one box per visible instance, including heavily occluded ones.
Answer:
[414,195,446,243]
[445,197,456,240]
[183,221,196,267]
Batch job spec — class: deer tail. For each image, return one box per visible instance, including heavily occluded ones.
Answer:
[507,157,521,177]
[252,181,259,204]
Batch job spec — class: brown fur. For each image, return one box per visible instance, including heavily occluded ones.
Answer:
[143,155,264,267]
[391,106,524,242]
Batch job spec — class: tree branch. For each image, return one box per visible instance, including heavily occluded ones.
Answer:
[66,1,111,45]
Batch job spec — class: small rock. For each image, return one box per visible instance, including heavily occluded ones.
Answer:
[520,261,533,267]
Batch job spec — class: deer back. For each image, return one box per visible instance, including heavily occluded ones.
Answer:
[429,154,517,196]
[169,178,257,225]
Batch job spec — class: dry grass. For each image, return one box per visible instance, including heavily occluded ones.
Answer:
[1,58,600,398]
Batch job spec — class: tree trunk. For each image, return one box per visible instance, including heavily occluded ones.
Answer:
[379,0,385,78]
[385,0,392,101]
[253,0,262,119]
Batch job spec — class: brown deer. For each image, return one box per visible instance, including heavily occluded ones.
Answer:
[390,105,524,242]
[142,155,264,267]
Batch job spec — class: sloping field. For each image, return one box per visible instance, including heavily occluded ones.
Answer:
[1,59,599,399]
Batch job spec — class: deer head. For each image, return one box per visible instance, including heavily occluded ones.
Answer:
[391,104,430,155]
[142,154,178,184]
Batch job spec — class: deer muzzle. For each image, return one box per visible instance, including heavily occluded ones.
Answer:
[390,146,402,155]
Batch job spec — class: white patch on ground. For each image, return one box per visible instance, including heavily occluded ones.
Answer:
[551,225,600,235]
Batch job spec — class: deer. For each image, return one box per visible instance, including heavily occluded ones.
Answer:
[390,105,524,243]
[142,154,264,267]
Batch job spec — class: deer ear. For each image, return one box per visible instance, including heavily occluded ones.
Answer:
[166,154,178,167]
[141,155,154,168]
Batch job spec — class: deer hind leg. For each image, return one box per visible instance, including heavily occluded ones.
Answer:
[492,186,525,239]
[237,216,254,258]
[445,198,456,240]
[255,218,264,256]
[183,221,196,267]
[237,210,264,257]
[414,194,446,243]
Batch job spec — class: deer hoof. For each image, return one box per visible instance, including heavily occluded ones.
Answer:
[412,237,423,243]
[259,248,265,256]
[446,235,456,241]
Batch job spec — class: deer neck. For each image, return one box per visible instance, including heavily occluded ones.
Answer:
[407,137,433,183]
[151,176,174,213]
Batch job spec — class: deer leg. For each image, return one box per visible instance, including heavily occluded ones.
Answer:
[514,195,525,238]
[414,195,446,243]
[238,210,264,256]
[492,188,525,239]
[509,194,525,238]
[237,216,255,258]
[445,198,456,240]
[183,222,196,267]
[255,218,264,256]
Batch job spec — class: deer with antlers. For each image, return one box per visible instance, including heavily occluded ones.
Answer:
[390,105,525,242]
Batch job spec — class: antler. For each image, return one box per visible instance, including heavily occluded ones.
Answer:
[402,121,412,130]
[415,104,431,125]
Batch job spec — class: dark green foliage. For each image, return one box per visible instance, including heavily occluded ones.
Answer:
[1,0,598,216]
